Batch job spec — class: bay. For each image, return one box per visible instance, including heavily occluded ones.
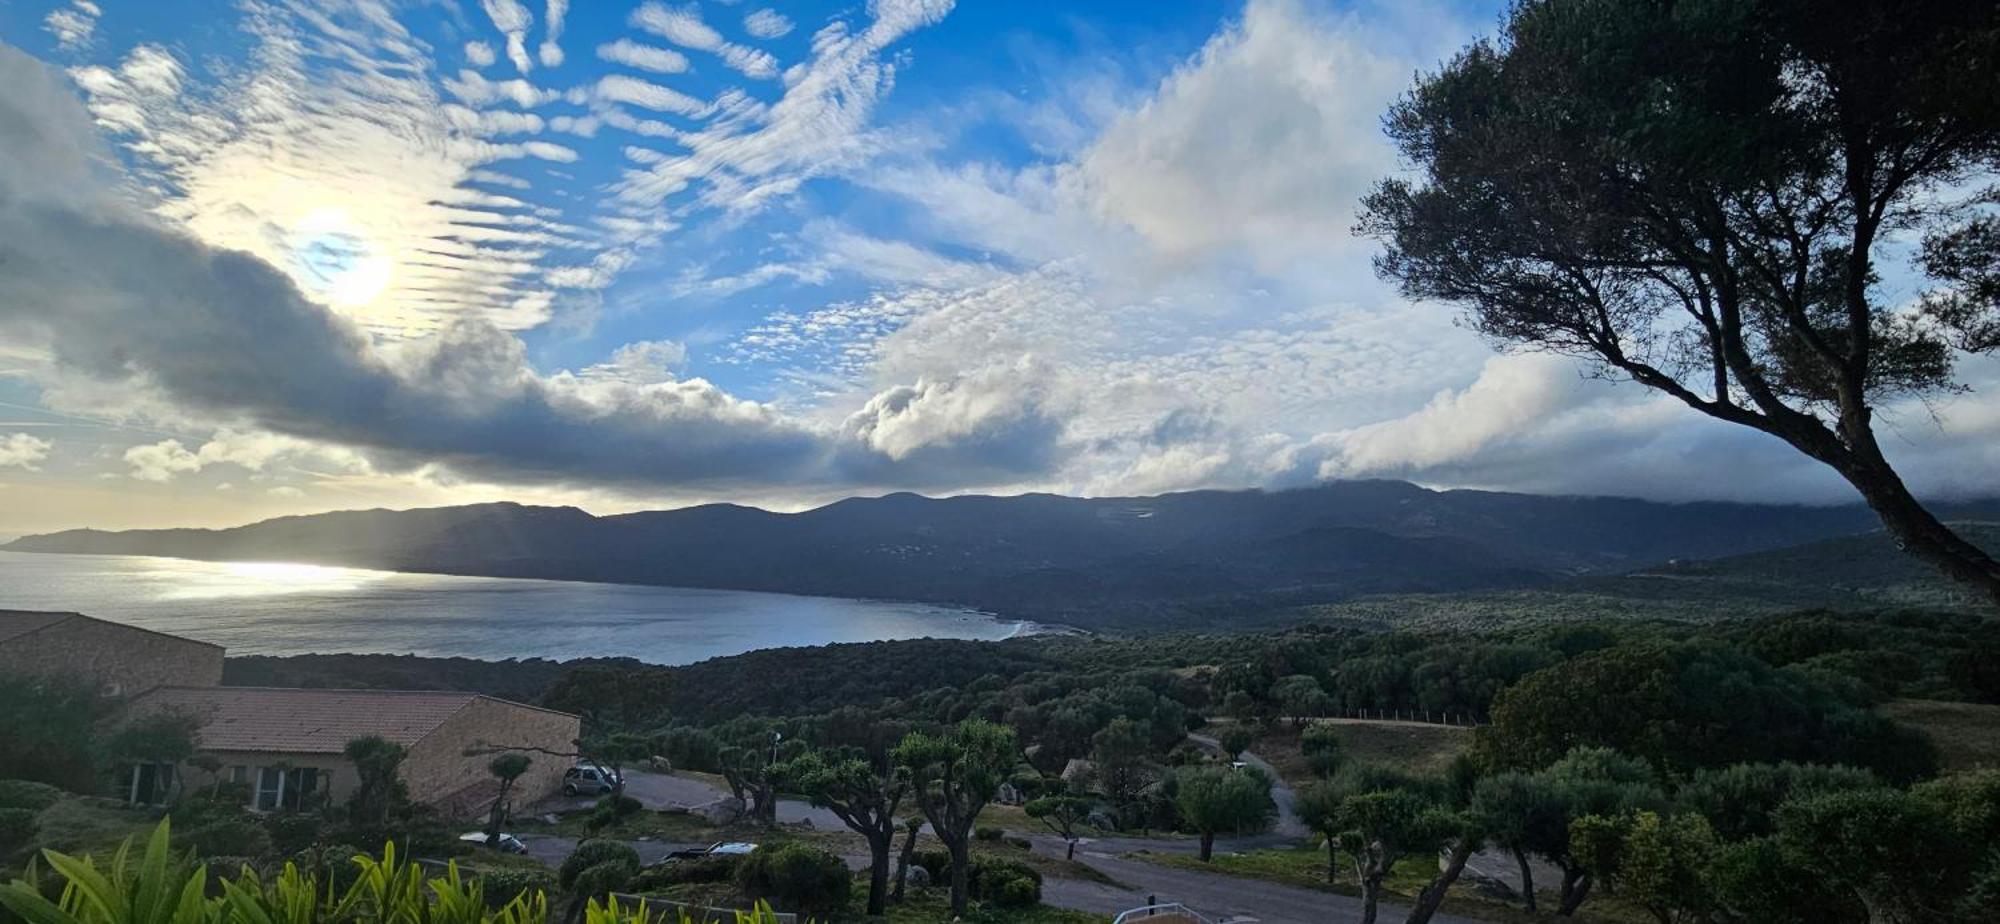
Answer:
[0,550,1031,664]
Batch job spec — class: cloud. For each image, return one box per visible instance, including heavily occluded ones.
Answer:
[597,38,690,74]
[480,0,535,72]
[744,9,795,40]
[43,1,100,50]
[630,2,780,79]
[539,0,569,67]
[0,433,52,470]
[464,41,497,67]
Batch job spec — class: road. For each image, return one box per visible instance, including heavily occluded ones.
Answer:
[536,764,1509,923]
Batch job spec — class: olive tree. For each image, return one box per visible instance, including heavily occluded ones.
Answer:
[1361,0,2000,604]
[773,748,907,916]
[893,719,1018,918]
[1173,764,1275,862]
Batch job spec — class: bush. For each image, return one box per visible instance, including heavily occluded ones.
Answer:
[0,781,64,812]
[974,826,1003,842]
[478,868,555,909]
[0,807,38,856]
[986,871,1039,908]
[176,815,271,860]
[628,854,743,891]
[263,812,324,854]
[911,848,949,884]
[734,843,852,917]
[557,840,641,891]
[586,795,643,832]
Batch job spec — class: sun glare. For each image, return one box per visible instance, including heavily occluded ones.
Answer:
[289,208,394,308]
[149,559,385,599]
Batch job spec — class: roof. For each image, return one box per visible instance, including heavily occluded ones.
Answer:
[0,610,224,650]
[123,686,572,754]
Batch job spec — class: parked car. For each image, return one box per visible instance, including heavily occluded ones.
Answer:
[562,763,622,797]
[664,842,758,861]
[459,831,529,855]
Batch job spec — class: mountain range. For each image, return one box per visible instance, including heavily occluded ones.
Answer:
[9,480,1997,629]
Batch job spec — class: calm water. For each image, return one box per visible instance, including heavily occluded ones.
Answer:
[0,551,1031,664]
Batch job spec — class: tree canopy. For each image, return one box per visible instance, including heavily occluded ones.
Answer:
[1361,0,2000,603]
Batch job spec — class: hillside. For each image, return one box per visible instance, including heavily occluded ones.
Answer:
[10,481,2000,629]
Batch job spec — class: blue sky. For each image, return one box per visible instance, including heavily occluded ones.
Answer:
[0,0,1996,534]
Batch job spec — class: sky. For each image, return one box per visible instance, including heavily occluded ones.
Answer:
[0,0,1997,536]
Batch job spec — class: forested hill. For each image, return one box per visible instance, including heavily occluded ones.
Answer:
[10,480,2000,629]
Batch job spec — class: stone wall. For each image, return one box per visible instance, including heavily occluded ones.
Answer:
[0,616,223,695]
[402,697,580,812]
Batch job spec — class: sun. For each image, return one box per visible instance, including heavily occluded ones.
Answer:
[288,208,394,307]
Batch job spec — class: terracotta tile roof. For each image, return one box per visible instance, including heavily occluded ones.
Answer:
[126,686,486,754]
[0,610,74,643]
[0,610,223,650]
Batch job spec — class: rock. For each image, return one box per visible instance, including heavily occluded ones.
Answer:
[696,797,744,825]
[906,865,931,888]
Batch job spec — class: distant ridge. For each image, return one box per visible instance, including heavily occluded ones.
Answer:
[10,481,1999,629]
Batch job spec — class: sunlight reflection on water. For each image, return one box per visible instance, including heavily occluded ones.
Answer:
[0,551,1034,664]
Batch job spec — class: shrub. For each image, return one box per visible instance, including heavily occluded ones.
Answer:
[974,826,1003,842]
[986,870,1039,908]
[263,812,324,854]
[559,841,642,891]
[628,854,742,892]
[734,843,852,917]
[177,814,272,860]
[911,848,950,884]
[586,795,643,832]
[0,781,64,812]
[480,868,557,909]
[0,807,38,856]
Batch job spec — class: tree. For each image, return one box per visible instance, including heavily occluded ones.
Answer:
[1025,795,1095,860]
[0,674,112,790]
[773,748,907,916]
[1272,675,1332,727]
[1360,0,2000,604]
[1217,726,1255,762]
[1472,772,1567,912]
[1476,642,1936,780]
[1594,812,1720,924]
[1091,717,1159,830]
[485,753,532,848]
[1773,788,1959,922]
[580,731,657,796]
[715,720,798,828]
[1300,724,1344,779]
[342,736,410,829]
[1172,765,1275,862]
[1294,781,1347,885]
[1333,788,1458,924]
[894,719,1019,917]
[890,815,923,903]
[106,711,200,802]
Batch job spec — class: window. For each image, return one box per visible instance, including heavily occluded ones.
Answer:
[282,768,321,811]
[229,766,248,784]
[255,767,285,811]
[127,763,175,806]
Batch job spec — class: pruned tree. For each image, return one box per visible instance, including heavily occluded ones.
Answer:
[1172,764,1275,862]
[1025,794,1095,859]
[484,753,532,848]
[1360,0,2000,604]
[773,748,908,916]
[342,736,410,828]
[1300,724,1344,779]
[893,719,1018,918]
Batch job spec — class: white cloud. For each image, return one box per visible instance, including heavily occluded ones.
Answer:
[631,2,780,79]
[480,0,535,72]
[0,433,53,470]
[597,38,690,74]
[465,41,497,66]
[539,0,570,67]
[744,9,795,39]
[590,74,709,116]
[43,1,100,51]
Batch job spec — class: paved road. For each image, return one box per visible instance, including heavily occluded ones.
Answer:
[533,769,846,830]
[1187,732,1306,839]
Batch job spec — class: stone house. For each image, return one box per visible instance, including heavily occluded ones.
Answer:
[0,609,224,695]
[0,609,578,817]
[123,686,580,816]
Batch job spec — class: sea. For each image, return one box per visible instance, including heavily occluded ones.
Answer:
[0,550,1035,664]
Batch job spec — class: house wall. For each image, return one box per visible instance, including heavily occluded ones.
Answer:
[403,697,579,812]
[177,750,361,808]
[0,619,223,696]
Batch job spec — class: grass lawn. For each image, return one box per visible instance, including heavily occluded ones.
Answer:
[1240,719,1473,787]
[1881,699,2000,772]
[1135,847,1651,924]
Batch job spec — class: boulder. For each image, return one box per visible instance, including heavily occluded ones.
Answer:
[905,865,931,888]
[696,797,744,825]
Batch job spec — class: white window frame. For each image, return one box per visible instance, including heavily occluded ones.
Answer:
[254,766,286,812]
